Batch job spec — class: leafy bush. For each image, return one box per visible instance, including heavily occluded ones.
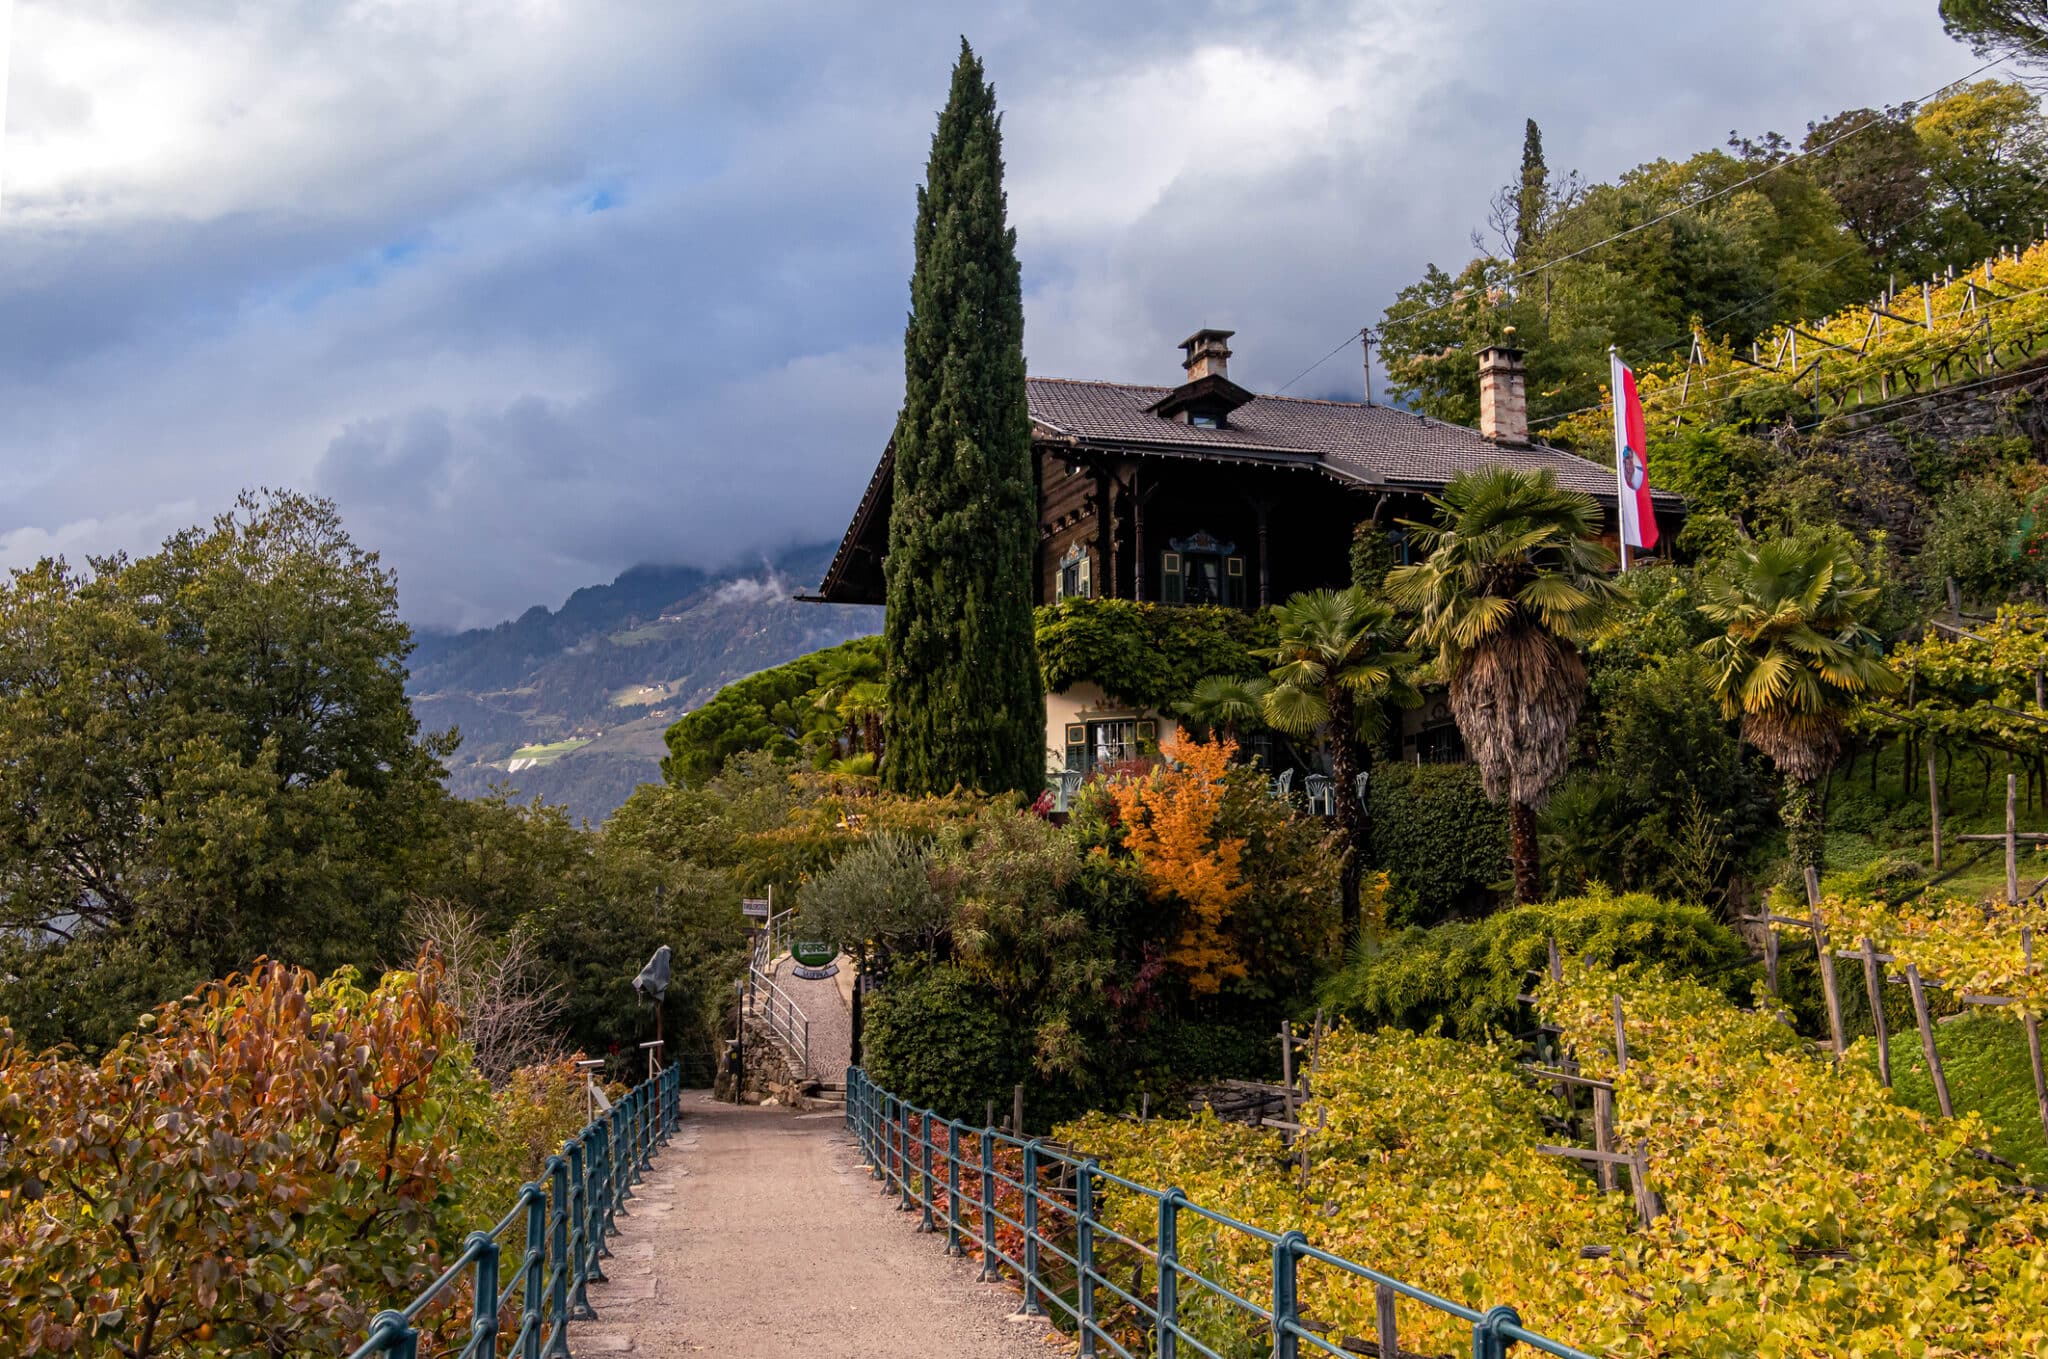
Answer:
[1922,476,2034,605]
[1320,889,1752,1038]
[0,960,491,1356]
[1366,763,1508,923]
[862,962,1027,1119]
[660,635,884,785]
[1034,599,1275,711]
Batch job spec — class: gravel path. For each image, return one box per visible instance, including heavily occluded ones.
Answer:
[768,952,854,1082]
[575,1094,1052,1357]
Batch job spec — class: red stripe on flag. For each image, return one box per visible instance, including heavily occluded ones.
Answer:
[1619,366,1658,549]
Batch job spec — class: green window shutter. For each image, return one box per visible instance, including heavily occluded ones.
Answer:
[1161,552,1183,604]
[1225,555,1244,607]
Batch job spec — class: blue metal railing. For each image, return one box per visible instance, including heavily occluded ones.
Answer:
[845,1068,1597,1359]
[347,1064,683,1359]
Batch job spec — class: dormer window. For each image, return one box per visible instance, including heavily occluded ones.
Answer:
[1189,412,1222,429]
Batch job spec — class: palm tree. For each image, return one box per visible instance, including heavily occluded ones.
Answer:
[1181,674,1272,743]
[1255,587,1419,944]
[1695,534,1898,879]
[1387,467,1628,905]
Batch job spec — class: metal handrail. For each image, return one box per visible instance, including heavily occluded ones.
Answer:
[747,963,812,1078]
[346,1064,683,1358]
[843,1068,1596,1359]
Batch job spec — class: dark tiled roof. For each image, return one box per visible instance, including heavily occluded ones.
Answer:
[1027,377,1671,502]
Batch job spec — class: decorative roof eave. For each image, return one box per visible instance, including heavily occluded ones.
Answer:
[807,441,894,604]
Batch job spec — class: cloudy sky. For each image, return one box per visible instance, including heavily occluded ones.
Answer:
[0,1,1978,629]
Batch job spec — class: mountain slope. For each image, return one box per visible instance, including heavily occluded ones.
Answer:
[410,544,879,821]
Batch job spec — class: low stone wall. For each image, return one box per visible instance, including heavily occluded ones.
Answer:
[712,1016,812,1109]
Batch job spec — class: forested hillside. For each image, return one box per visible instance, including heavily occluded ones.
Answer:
[409,544,879,820]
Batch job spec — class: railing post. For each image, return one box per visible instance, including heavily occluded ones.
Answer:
[846,1065,859,1133]
[944,1121,964,1256]
[1020,1139,1044,1316]
[1077,1159,1098,1357]
[897,1103,913,1211]
[1156,1189,1182,1359]
[367,1311,418,1359]
[1271,1230,1307,1359]
[1473,1304,1523,1359]
[589,1126,613,1267]
[616,1090,635,1207]
[469,1231,500,1356]
[546,1154,571,1358]
[977,1124,999,1281]
[521,1184,546,1359]
[918,1110,937,1231]
[567,1139,596,1320]
[638,1079,655,1173]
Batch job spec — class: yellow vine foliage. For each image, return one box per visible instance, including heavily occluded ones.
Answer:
[1107,736,1250,994]
[1821,891,2048,1019]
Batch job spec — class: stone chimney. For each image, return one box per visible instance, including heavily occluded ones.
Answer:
[1180,328,1235,382]
[1477,337,1527,445]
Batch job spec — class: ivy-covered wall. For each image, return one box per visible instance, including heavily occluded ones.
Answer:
[1034,599,1275,712]
[1368,763,1511,924]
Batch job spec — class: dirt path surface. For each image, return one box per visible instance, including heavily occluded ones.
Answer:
[575,1094,1054,1358]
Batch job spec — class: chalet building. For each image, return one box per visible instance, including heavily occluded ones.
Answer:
[810,331,1682,776]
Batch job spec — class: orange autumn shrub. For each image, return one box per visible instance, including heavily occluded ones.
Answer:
[1108,737,1250,994]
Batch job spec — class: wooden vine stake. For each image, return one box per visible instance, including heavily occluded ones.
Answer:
[2009,773,2021,907]
[2026,928,2048,1149]
[1860,937,1891,1088]
[1904,963,1955,1118]
[1611,997,1659,1227]
[1805,865,1846,1061]
[1928,747,1943,871]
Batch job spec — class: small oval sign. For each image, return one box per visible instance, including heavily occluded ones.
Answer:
[792,939,836,968]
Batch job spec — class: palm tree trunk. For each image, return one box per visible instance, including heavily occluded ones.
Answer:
[1510,800,1540,905]
[1783,771,1826,878]
[1326,686,1368,948]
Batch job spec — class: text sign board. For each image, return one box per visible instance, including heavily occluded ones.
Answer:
[741,897,771,919]
[792,940,836,967]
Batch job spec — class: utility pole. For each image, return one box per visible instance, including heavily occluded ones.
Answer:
[1359,328,1374,405]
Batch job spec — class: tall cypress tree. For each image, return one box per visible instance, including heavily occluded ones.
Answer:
[881,40,1044,798]
[1514,118,1548,260]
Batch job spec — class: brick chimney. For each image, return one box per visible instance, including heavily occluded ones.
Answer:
[1180,328,1235,381]
[1477,339,1528,445]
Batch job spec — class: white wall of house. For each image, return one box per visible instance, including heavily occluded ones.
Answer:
[1044,682,1188,777]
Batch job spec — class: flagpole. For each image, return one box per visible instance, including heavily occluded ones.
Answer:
[1610,346,1630,573]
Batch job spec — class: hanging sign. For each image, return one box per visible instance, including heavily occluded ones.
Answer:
[741,897,771,919]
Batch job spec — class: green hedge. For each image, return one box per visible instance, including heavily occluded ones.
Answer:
[1034,599,1275,711]
[1320,890,1755,1039]
[862,963,1027,1120]
[1368,763,1510,924]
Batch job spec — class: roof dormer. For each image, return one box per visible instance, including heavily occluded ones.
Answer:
[1147,327,1256,429]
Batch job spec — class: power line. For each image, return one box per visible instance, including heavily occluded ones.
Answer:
[1276,327,1366,396]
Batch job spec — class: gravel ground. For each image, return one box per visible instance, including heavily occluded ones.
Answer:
[769,953,853,1082]
[575,1095,1055,1357]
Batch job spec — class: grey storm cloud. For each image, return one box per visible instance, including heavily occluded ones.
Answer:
[0,0,1975,628]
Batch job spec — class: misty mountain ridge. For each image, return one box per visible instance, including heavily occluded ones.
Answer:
[410,543,878,821]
